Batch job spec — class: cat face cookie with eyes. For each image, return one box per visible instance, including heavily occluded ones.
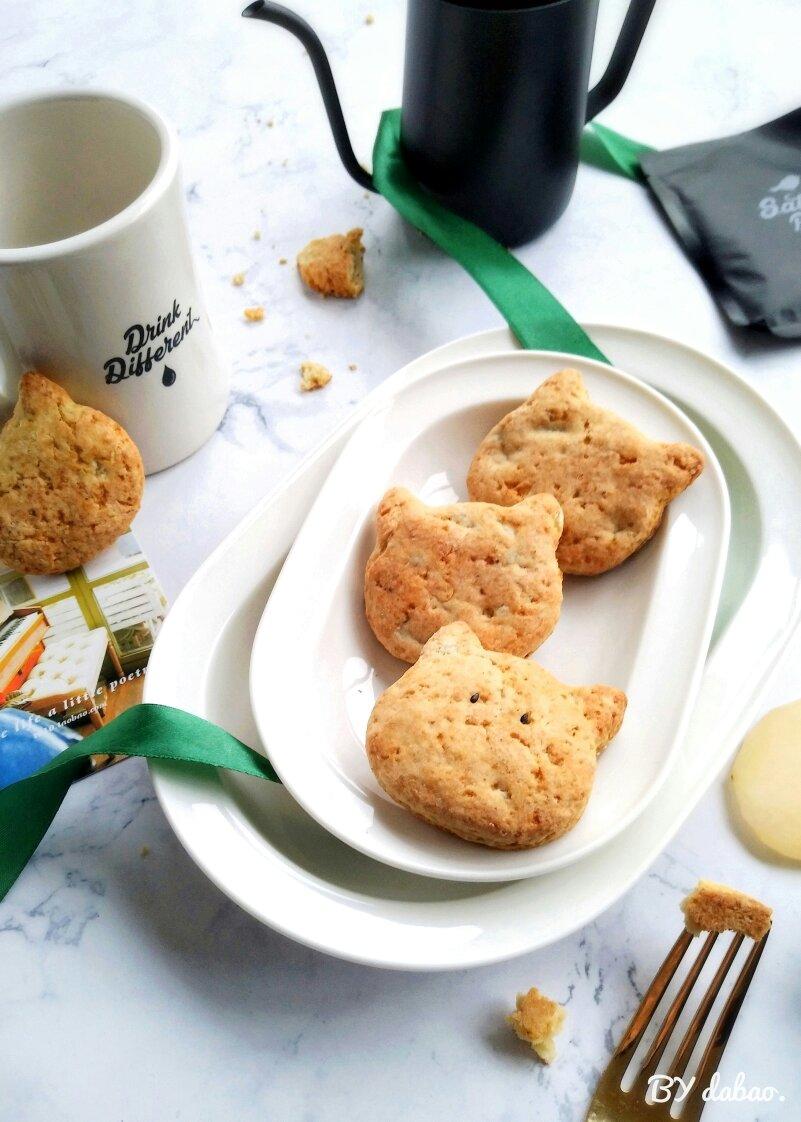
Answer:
[467,369,704,575]
[364,487,563,663]
[365,622,626,849]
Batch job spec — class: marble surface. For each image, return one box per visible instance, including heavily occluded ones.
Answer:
[2,0,801,1118]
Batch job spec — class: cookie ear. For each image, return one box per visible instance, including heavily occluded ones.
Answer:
[377,486,416,514]
[18,372,69,415]
[531,368,587,407]
[660,442,705,497]
[577,685,627,753]
[517,493,564,539]
[375,487,418,533]
[419,621,483,661]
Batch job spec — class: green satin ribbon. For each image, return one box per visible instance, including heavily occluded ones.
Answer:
[373,109,609,363]
[0,703,277,902]
[371,112,649,363]
[0,117,650,905]
[580,121,653,181]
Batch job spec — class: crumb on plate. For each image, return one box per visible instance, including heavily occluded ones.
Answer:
[244,306,264,322]
[507,987,566,1063]
[232,272,246,286]
[681,881,772,940]
[365,13,374,24]
[300,361,332,392]
[252,230,261,240]
[348,363,358,371]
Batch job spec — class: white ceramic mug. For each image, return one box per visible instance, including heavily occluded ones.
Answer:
[0,89,229,474]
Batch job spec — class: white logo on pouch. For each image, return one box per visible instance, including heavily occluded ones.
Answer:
[758,173,801,230]
[647,1072,784,1105]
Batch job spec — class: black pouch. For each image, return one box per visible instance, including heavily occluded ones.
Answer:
[640,109,801,338]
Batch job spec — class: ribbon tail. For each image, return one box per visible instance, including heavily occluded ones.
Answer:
[371,109,610,364]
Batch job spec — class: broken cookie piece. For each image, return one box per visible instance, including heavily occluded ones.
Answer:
[300,361,332,392]
[297,228,364,298]
[681,881,772,941]
[508,987,566,1063]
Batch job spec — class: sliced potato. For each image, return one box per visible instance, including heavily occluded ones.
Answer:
[731,700,801,861]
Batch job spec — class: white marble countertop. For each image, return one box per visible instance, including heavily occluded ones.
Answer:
[2,1,801,1118]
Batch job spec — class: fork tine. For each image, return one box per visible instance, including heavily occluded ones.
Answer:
[679,932,770,1122]
[666,933,743,1081]
[614,930,693,1059]
[631,933,718,1090]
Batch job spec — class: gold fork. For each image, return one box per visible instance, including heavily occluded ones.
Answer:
[585,926,770,1122]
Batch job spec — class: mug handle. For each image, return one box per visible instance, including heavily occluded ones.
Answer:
[586,0,658,121]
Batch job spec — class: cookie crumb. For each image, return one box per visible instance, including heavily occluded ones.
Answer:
[348,363,358,371]
[297,228,365,298]
[267,118,274,128]
[365,13,374,24]
[252,230,261,240]
[244,306,265,322]
[508,987,566,1064]
[140,845,150,858]
[681,881,772,941]
[300,361,332,392]
[279,257,288,265]
[231,272,246,286]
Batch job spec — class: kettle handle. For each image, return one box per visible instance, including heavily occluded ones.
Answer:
[242,1,376,191]
[586,0,658,121]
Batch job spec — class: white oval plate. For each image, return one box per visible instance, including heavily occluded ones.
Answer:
[249,351,729,882]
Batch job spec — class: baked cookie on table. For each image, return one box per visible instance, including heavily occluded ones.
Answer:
[467,369,704,575]
[364,487,564,662]
[0,372,144,575]
[366,621,626,849]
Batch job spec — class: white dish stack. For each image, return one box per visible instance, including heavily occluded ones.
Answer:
[145,326,801,970]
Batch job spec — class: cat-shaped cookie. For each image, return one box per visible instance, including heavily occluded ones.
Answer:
[467,369,704,575]
[0,372,144,574]
[365,487,563,662]
[366,622,626,849]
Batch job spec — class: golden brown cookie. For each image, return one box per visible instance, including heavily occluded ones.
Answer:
[467,369,704,575]
[681,881,772,940]
[0,373,144,574]
[364,487,563,662]
[365,622,626,848]
[297,228,364,298]
[507,988,566,1063]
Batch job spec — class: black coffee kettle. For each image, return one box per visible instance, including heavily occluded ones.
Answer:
[243,0,656,246]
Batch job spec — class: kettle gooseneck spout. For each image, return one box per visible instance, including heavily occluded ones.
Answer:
[242,1,376,192]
